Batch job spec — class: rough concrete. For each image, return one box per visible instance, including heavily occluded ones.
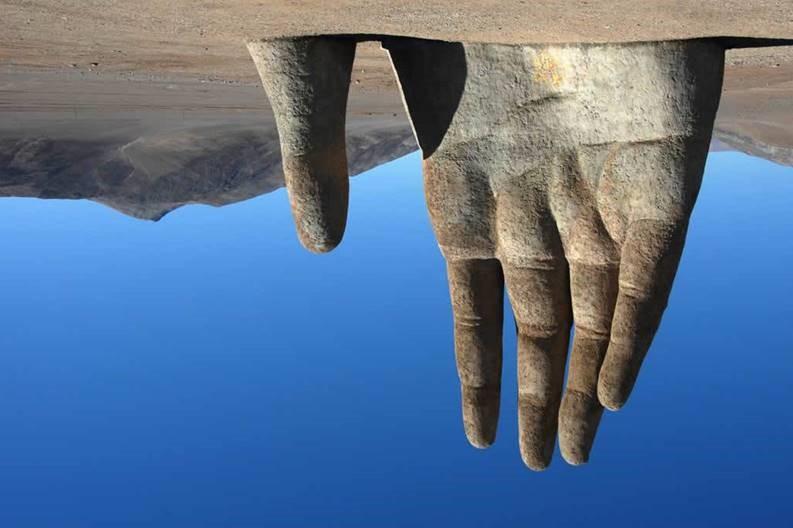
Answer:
[249,36,725,469]
[248,37,357,252]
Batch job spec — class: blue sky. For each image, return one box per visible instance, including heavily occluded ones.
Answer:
[0,151,791,527]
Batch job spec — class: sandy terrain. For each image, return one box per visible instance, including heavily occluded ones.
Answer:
[2,1,793,82]
[0,1,791,219]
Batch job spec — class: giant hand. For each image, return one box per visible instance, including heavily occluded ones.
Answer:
[249,36,725,469]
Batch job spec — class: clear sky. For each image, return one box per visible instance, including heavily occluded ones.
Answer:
[0,151,791,527]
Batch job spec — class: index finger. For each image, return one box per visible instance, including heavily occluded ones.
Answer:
[597,219,687,410]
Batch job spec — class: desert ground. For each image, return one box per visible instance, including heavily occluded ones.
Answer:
[1,1,792,217]
[3,1,793,79]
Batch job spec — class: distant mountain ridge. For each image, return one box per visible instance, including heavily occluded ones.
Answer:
[0,122,417,220]
[715,127,793,167]
[2,118,790,222]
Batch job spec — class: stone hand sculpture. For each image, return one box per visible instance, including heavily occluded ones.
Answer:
[248,36,725,469]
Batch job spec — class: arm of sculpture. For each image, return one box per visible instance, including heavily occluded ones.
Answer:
[248,36,356,252]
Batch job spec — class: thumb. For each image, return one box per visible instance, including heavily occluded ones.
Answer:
[249,36,356,253]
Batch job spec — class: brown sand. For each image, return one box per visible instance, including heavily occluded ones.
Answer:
[1,1,792,168]
[2,1,793,82]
